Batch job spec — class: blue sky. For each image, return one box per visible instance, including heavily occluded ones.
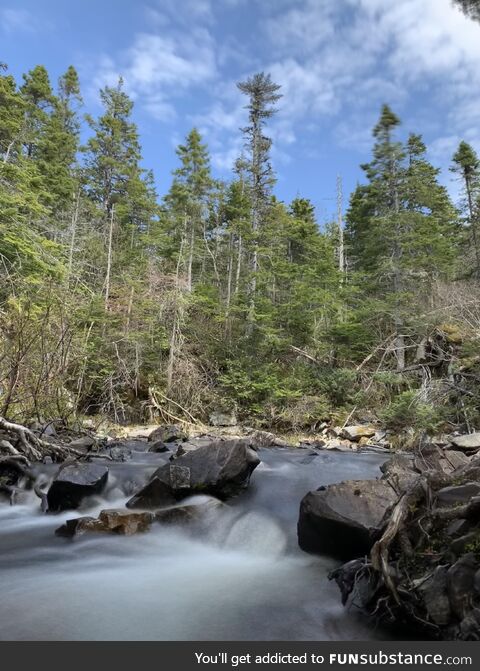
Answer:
[1,0,480,222]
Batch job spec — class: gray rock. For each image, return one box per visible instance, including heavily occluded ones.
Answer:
[155,499,223,525]
[0,439,15,453]
[450,532,480,556]
[380,454,418,491]
[126,477,176,509]
[127,438,260,508]
[459,608,480,640]
[69,435,96,451]
[297,479,397,559]
[436,483,480,506]
[444,450,471,471]
[47,463,109,512]
[448,553,478,619]
[474,569,480,595]
[246,429,289,448]
[451,433,480,451]
[148,424,187,443]
[148,440,170,453]
[171,435,222,459]
[446,519,471,538]
[209,410,237,427]
[418,566,451,626]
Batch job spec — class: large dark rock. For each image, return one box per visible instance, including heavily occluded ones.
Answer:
[436,483,480,506]
[380,454,418,491]
[126,477,176,509]
[171,435,225,459]
[155,499,223,525]
[448,554,478,619]
[47,463,109,512]
[417,566,451,626]
[298,479,397,560]
[148,424,187,443]
[148,440,170,453]
[127,439,260,509]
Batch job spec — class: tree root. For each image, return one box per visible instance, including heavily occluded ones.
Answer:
[371,477,426,605]
[0,415,85,461]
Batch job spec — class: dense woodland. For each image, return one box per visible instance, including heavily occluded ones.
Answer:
[1,12,480,441]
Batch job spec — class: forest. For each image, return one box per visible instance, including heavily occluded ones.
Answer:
[3,0,480,646]
[1,52,480,446]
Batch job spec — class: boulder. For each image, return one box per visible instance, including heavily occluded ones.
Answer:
[155,499,223,525]
[30,421,56,437]
[450,532,480,556]
[97,509,153,534]
[68,435,96,451]
[340,425,376,442]
[447,519,471,538]
[126,477,176,509]
[298,479,397,559]
[448,554,478,619]
[148,440,170,453]
[444,450,471,471]
[436,483,480,506]
[127,438,260,508]
[56,509,153,537]
[209,410,237,427]
[148,424,187,443]
[417,566,451,626]
[47,463,109,512]
[450,433,480,451]
[171,435,221,459]
[380,454,418,491]
[246,429,290,448]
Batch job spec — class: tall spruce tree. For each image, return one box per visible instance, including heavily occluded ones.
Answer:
[237,72,282,330]
[36,66,82,217]
[451,141,480,276]
[346,106,457,370]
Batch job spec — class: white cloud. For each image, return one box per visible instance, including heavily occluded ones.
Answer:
[0,7,42,33]
[256,0,480,172]
[86,0,480,183]
[91,28,217,121]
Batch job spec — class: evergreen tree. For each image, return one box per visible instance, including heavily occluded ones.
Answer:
[20,65,54,159]
[451,141,480,276]
[164,128,213,292]
[36,66,82,216]
[237,72,282,329]
[346,106,457,370]
[452,0,480,20]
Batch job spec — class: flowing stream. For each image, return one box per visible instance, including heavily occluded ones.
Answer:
[0,446,388,641]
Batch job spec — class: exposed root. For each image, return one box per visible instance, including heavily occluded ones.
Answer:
[370,477,426,605]
[0,415,85,461]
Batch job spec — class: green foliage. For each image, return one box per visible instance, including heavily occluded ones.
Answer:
[0,63,473,439]
[380,390,443,432]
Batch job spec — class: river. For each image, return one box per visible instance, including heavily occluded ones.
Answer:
[0,446,388,640]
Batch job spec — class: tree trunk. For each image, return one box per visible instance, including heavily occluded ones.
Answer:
[104,205,115,311]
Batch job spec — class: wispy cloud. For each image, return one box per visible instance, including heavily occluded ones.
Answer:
[0,7,43,34]
[85,0,480,181]
[91,27,217,121]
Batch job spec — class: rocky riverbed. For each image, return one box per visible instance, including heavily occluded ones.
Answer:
[0,423,389,641]
[2,420,480,640]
